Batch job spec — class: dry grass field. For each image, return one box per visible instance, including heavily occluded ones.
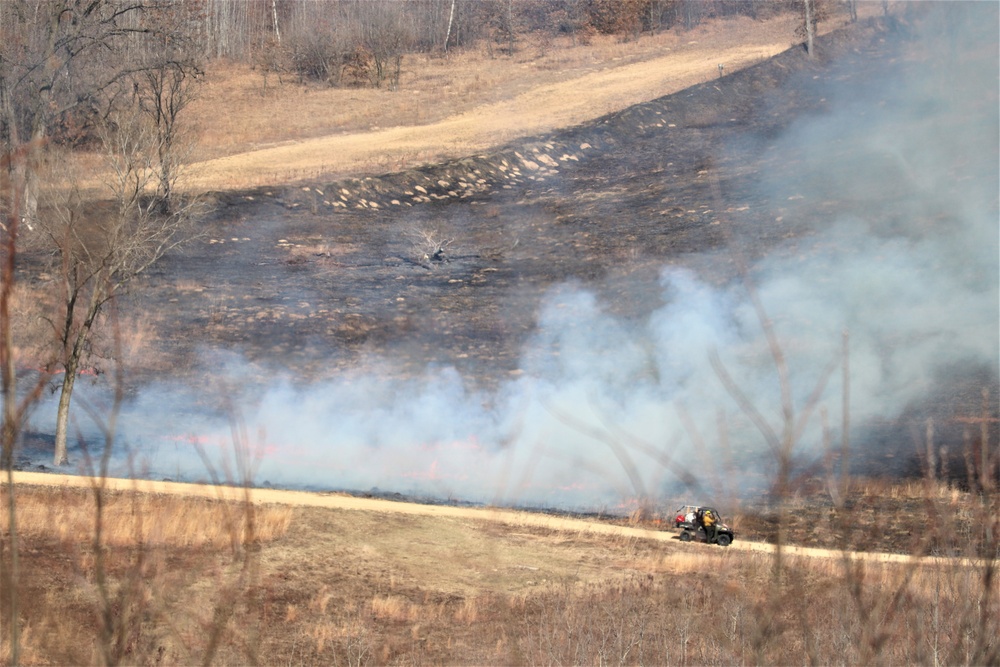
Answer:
[180,9,875,190]
[5,5,998,665]
[3,471,996,665]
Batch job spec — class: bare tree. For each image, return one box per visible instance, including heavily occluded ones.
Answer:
[1,142,54,667]
[133,63,200,213]
[846,0,858,23]
[286,3,354,87]
[1,140,28,667]
[0,1,151,228]
[359,0,412,90]
[677,0,707,30]
[0,2,204,467]
[39,102,198,467]
[271,0,282,44]
[131,2,205,213]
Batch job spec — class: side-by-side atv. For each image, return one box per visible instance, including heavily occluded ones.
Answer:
[677,506,735,547]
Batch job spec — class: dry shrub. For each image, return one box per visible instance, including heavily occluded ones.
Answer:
[454,596,482,624]
[850,476,957,500]
[627,505,653,526]
[501,550,998,666]
[0,624,41,665]
[370,595,415,622]
[309,585,335,615]
[310,621,337,653]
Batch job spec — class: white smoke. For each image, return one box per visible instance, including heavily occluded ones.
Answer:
[26,5,999,510]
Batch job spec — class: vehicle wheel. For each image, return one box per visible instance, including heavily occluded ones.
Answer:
[715,534,732,547]
[679,531,692,542]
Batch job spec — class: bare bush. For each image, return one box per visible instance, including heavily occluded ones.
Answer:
[359,1,413,90]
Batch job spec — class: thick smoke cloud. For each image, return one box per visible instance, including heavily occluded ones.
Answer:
[27,5,999,509]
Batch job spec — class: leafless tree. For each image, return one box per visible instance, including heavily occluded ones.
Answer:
[1,2,204,468]
[132,62,201,213]
[846,0,858,23]
[359,0,412,90]
[39,102,198,467]
[0,1,151,227]
[135,2,204,213]
[285,3,355,86]
[677,0,707,30]
[1,143,26,667]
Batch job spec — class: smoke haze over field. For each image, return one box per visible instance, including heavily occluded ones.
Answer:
[27,5,999,509]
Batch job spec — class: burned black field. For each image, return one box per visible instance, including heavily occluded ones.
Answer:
[154,25,904,382]
[31,14,998,513]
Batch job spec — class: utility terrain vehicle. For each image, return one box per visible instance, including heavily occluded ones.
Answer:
[677,506,735,547]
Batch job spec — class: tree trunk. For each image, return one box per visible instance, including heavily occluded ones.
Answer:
[804,0,815,57]
[271,0,281,44]
[52,360,78,466]
[507,0,514,56]
[444,0,456,52]
[54,301,98,466]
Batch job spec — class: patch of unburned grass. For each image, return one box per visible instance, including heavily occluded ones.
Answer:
[3,485,293,548]
[176,11,868,190]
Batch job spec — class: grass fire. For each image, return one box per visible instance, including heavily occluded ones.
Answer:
[1,2,997,665]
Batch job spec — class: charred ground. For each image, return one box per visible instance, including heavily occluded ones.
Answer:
[19,15,999,515]
[152,23,889,379]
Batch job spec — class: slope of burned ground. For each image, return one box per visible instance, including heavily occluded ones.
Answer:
[143,20,904,389]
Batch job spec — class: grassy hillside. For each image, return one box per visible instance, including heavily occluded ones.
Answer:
[4,5,997,665]
[2,474,996,665]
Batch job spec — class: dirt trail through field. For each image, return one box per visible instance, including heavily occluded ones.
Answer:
[12,471,984,568]
[185,42,783,191]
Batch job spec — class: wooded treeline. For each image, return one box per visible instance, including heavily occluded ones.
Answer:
[193,0,805,89]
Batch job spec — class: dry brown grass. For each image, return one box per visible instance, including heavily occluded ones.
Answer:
[1,477,995,665]
[849,475,962,501]
[184,27,727,163]
[2,485,292,548]
[172,10,874,191]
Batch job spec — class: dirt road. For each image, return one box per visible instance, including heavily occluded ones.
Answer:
[12,471,984,568]
[186,43,783,190]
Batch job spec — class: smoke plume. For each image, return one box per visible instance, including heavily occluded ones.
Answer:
[27,5,999,510]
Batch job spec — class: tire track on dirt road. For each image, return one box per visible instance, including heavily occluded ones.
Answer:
[12,471,990,570]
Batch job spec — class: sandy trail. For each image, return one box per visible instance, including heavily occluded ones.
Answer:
[12,471,986,569]
[185,42,783,191]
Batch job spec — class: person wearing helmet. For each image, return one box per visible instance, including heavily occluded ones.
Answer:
[701,508,718,544]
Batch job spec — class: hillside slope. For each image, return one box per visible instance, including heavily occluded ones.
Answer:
[183,11,874,191]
